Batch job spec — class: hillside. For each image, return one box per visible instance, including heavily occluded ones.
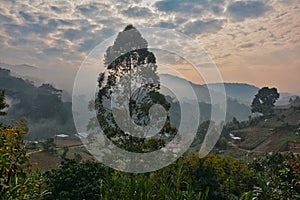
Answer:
[0,68,75,138]
[28,99,300,171]
[220,99,300,158]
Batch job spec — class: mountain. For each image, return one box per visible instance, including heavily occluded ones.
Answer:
[276,92,299,106]
[0,62,37,71]
[161,74,298,122]
[206,83,298,106]
[0,62,72,102]
[0,68,75,138]
[0,62,43,85]
[205,83,259,105]
[160,74,252,122]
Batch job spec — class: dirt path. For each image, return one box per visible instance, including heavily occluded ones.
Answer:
[27,149,43,155]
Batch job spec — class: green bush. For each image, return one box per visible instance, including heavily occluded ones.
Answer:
[0,122,46,199]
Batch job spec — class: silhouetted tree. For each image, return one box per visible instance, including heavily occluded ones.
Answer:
[94,25,176,152]
[251,87,279,116]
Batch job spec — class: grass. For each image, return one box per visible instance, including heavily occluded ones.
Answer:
[29,151,61,172]
[225,107,300,155]
[233,127,270,151]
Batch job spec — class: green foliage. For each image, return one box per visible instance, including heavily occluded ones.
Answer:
[239,191,254,200]
[44,159,109,200]
[40,138,55,154]
[44,157,209,200]
[2,133,297,200]
[0,121,46,199]
[60,146,69,160]
[251,87,280,116]
[248,152,300,199]
[44,154,257,200]
[216,136,228,150]
[184,154,255,199]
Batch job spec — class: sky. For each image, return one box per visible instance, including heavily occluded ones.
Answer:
[0,0,299,95]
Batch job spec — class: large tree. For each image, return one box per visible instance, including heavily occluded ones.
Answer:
[251,87,280,116]
[94,25,176,152]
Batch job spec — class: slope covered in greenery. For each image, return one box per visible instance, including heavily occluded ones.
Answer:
[0,68,75,138]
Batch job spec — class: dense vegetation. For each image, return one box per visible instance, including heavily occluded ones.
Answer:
[1,124,300,199]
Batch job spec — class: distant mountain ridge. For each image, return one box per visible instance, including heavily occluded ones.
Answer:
[0,62,44,86]
[161,74,297,106]
[0,62,37,70]
[0,62,72,102]
[160,74,252,121]
[205,82,259,105]
[160,74,298,122]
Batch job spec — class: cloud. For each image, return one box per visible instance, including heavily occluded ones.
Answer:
[77,27,117,53]
[227,1,271,21]
[49,5,70,14]
[239,43,255,48]
[8,38,37,47]
[74,2,112,18]
[122,6,153,17]
[3,12,58,38]
[19,11,36,23]
[61,22,98,42]
[154,0,225,16]
[42,47,64,56]
[184,19,224,35]
[77,38,101,53]
[62,29,84,41]
[48,19,74,27]
[155,0,204,14]
[76,3,99,17]
[0,13,13,24]
[0,0,299,96]
[154,21,176,29]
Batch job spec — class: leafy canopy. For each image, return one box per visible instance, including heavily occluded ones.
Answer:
[92,25,177,152]
[251,87,279,116]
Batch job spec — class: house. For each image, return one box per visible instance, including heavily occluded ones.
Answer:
[229,133,241,143]
[161,141,181,153]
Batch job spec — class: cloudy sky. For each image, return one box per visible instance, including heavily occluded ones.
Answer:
[0,0,299,95]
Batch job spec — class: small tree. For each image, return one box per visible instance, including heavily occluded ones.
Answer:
[0,90,8,116]
[251,87,279,116]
